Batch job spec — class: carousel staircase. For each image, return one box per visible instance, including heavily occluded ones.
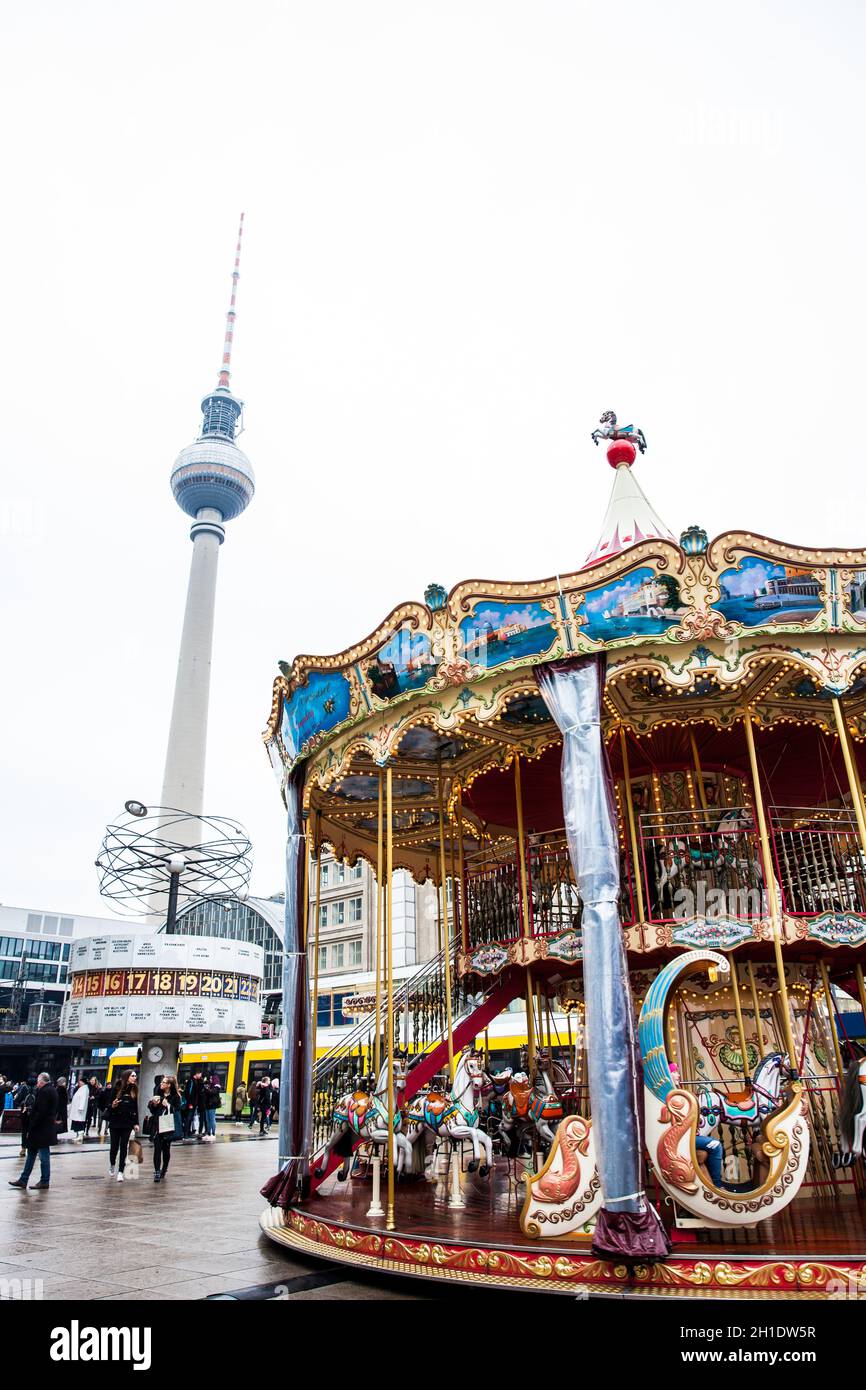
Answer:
[309,949,524,1193]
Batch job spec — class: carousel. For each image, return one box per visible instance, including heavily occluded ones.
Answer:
[259,415,866,1298]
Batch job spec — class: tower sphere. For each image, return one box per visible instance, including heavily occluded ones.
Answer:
[171,431,255,522]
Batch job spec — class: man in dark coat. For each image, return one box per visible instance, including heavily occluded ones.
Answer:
[8,1073,57,1190]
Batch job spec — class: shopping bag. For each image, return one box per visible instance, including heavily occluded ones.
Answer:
[128,1137,143,1164]
[158,1110,175,1135]
[124,1158,139,1180]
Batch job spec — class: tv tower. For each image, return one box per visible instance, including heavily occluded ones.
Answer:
[161,215,255,818]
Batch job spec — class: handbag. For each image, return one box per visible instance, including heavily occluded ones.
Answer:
[158,1109,175,1135]
[128,1136,143,1164]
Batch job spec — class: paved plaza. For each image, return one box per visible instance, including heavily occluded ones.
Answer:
[0,1129,430,1302]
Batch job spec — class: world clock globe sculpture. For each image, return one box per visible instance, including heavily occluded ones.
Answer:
[62,803,260,1123]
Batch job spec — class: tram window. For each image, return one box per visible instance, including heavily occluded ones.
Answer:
[177,1063,230,1096]
[248,1059,281,1085]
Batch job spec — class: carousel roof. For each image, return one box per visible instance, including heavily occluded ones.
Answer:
[584,444,675,566]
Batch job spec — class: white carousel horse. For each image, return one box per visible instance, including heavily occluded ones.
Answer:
[313,1055,413,1182]
[406,1048,494,1177]
[697,1052,790,1140]
[836,1055,866,1166]
[499,1050,564,1156]
[640,950,810,1228]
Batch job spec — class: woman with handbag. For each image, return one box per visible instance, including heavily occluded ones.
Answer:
[147,1076,182,1183]
[108,1076,139,1182]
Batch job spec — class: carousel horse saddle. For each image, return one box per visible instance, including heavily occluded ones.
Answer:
[529,1092,563,1123]
[422,1092,455,1129]
[344,1091,374,1131]
[508,1081,532,1118]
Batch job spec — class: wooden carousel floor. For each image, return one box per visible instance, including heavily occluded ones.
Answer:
[297,1162,866,1259]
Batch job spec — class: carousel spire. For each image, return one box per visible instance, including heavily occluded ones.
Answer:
[584,411,674,566]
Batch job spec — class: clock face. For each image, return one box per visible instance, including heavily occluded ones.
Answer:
[147,1045,164,1064]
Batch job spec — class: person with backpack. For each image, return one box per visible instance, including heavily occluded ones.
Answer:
[147,1075,182,1182]
[256,1076,273,1136]
[95,1080,113,1139]
[107,1076,140,1181]
[16,1077,36,1157]
[182,1070,205,1139]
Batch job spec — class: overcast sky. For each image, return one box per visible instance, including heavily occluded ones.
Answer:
[2,2,865,919]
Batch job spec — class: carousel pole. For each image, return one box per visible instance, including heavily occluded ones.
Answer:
[743,711,798,1074]
[726,954,751,1082]
[310,811,323,1056]
[619,727,647,925]
[385,765,396,1232]
[689,727,710,814]
[819,959,846,1087]
[514,752,536,1070]
[374,774,384,1078]
[747,960,766,1055]
[856,964,866,1022]
[437,758,456,1079]
[367,773,386,1221]
[832,698,866,857]
[457,783,468,953]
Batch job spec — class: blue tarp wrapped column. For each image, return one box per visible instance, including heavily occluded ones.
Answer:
[536,657,669,1260]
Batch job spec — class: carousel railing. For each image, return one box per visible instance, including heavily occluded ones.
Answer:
[770,807,866,916]
[637,807,764,923]
[463,832,635,946]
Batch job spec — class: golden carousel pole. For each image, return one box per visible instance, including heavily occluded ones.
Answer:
[374,773,384,1078]
[831,699,866,1049]
[514,751,536,1070]
[743,711,799,1073]
[436,757,456,1079]
[689,727,710,814]
[747,961,767,1055]
[819,959,845,1089]
[727,954,751,1082]
[619,727,647,926]
[385,765,396,1231]
[456,783,469,954]
[856,964,866,1022]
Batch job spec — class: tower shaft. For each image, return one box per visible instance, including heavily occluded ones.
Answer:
[159,510,224,818]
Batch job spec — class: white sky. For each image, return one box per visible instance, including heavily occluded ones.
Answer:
[2,1,865,918]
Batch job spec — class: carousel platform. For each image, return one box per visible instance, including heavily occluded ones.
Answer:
[260,1166,866,1300]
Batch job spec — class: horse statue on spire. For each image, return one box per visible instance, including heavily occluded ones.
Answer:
[591,410,647,454]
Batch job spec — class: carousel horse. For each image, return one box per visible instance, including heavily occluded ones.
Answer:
[313,1053,413,1182]
[835,1054,866,1166]
[697,1052,790,1140]
[499,1050,564,1157]
[406,1048,493,1177]
[590,410,647,454]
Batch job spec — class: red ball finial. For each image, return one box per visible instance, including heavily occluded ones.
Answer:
[607,439,636,469]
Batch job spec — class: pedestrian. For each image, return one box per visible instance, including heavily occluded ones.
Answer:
[257,1075,273,1136]
[182,1070,205,1139]
[147,1075,182,1183]
[8,1072,57,1191]
[202,1074,221,1141]
[55,1076,69,1140]
[95,1079,113,1139]
[84,1077,100,1137]
[69,1078,89,1142]
[267,1078,280,1132]
[232,1079,247,1126]
[246,1079,260,1130]
[107,1075,140,1182]
[16,1077,36,1157]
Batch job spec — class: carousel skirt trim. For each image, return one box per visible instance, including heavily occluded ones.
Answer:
[258,1205,866,1300]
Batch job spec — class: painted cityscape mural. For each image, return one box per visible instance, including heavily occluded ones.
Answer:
[578,566,685,642]
[459,600,558,669]
[715,557,822,626]
[848,570,866,625]
[281,670,352,761]
[366,626,436,699]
